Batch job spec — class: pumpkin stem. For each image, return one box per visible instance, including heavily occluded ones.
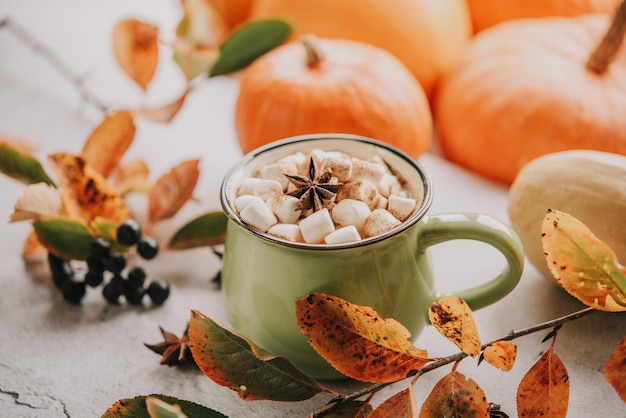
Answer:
[301,34,324,68]
[586,0,626,74]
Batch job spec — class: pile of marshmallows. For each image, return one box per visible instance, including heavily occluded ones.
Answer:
[233,149,422,245]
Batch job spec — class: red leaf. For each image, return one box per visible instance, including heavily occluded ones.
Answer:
[604,336,626,402]
[420,370,489,418]
[371,385,416,418]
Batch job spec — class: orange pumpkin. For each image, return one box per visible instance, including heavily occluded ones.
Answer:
[466,0,620,33]
[435,5,626,184]
[235,37,433,157]
[207,0,255,30]
[249,0,472,97]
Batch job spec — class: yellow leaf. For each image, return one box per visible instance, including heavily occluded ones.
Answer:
[10,182,61,222]
[47,153,130,224]
[113,19,159,90]
[148,159,200,223]
[604,336,626,402]
[295,293,431,383]
[419,370,489,418]
[80,111,136,178]
[517,346,569,418]
[428,296,481,357]
[111,159,151,195]
[542,209,626,312]
[133,88,189,123]
[483,341,516,372]
[370,385,416,418]
[172,41,220,81]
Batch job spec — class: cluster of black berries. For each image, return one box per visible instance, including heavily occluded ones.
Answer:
[47,219,170,306]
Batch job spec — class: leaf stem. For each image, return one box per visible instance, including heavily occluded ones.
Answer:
[314,306,597,417]
[586,0,626,74]
[1,17,109,113]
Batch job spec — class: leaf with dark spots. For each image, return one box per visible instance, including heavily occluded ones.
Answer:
[316,400,373,418]
[604,336,626,402]
[370,385,416,417]
[419,370,489,418]
[102,394,227,417]
[429,296,481,357]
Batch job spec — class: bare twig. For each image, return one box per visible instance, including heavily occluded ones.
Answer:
[313,306,597,417]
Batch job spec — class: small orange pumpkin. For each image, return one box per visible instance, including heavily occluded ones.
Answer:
[235,36,432,157]
[466,0,621,33]
[207,0,255,30]
[435,3,626,184]
[249,0,472,97]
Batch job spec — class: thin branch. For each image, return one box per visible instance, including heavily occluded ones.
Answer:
[314,306,597,417]
[1,17,109,113]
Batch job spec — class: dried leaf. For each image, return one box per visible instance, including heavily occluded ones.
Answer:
[33,218,95,260]
[111,159,151,195]
[176,0,227,48]
[210,19,291,77]
[295,293,431,383]
[134,89,189,123]
[47,153,130,224]
[429,296,481,357]
[168,211,227,250]
[188,310,333,401]
[113,18,159,90]
[102,394,227,418]
[148,159,199,223]
[81,111,136,178]
[604,336,626,402]
[0,140,55,185]
[371,386,416,418]
[419,370,489,418]
[173,42,220,81]
[483,341,517,372]
[10,182,61,222]
[22,229,47,261]
[517,346,569,418]
[317,401,373,418]
[145,397,189,418]
[542,209,626,312]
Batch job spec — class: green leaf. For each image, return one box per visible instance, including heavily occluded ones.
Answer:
[168,211,228,250]
[317,401,373,418]
[188,310,334,401]
[0,143,55,186]
[33,218,94,260]
[92,218,129,254]
[102,394,228,418]
[145,396,188,418]
[209,19,291,77]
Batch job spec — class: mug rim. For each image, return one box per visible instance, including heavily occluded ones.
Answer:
[220,133,434,250]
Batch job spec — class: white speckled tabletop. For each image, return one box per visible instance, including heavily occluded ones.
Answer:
[1,1,624,417]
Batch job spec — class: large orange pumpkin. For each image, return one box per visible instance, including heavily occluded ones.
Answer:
[435,5,626,184]
[235,37,433,157]
[248,0,472,98]
[207,0,255,30]
[466,0,621,33]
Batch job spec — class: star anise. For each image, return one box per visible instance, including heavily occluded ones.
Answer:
[284,157,342,211]
[144,324,195,367]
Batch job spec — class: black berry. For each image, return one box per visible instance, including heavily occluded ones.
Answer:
[102,282,122,304]
[146,280,170,305]
[90,238,111,260]
[124,283,144,306]
[86,255,105,273]
[116,219,142,246]
[61,278,86,304]
[137,237,159,260]
[105,254,127,273]
[48,253,73,289]
[84,269,104,287]
[127,266,147,289]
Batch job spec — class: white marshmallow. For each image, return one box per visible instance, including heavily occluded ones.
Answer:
[376,173,402,197]
[387,195,417,221]
[320,155,353,182]
[239,197,277,232]
[278,151,307,167]
[266,193,302,224]
[298,208,335,244]
[324,225,361,244]
[238,177,266,195]
[233,194,257,212]
[350,158,386,185]
[253,179,283,201]
[375,194,388,210]
[331,199,371,229]
[267,223,303,242]
[336,180,380,210]
[362,209,402,238]
[261,163,297,190]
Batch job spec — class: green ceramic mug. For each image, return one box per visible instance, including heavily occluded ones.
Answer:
[220,134,524,379]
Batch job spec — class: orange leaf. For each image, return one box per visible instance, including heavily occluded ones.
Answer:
[517,346,569,418]
[113,18,159,90]
[111,159,151,195]
[428,296,481,357]
[133,88,189,123]
[371,385,416,418]
[10,182,61,222]
[542,209,626,312]
[148,159,200,223]
[604,336,626,402]
[295,293,431,383]
[419,370,489,418]
[177,0,227,48]
[80,111,136,178]
[22,229,47,261]
[483,341,517,372]
[47,153,130,224]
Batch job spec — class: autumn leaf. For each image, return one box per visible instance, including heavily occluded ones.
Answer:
[113,18,159,90]
[173,42,220,81]
[134,89,189,123]
[188,310,334,401]
[10,182,61,222]
[145,397,188,418]
[604,336,626,402]
[33,218,95,260]
[176,0,227,48]
[316,401,373,418]
[22,229,47,261]
[482,341,517,372]
[370,385,416,418]
[542,209,626,312]
[429,296,481,357]
[80,111,136,178]
[168,211,227,250]
[111,158,151,195]
[47,153,131,224]
[295,293,431,383]
[148,159,199,223]
[517,345,569,418]
[0,140,55,185]
[419,370,489,418]
[102,394,227,418]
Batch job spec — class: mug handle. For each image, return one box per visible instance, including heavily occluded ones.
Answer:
[418,213,525,311]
